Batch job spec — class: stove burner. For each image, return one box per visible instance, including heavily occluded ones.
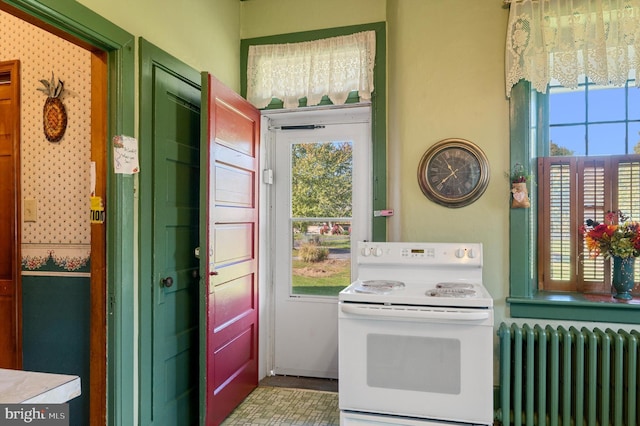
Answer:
[427,287,477,298]
[354,280,405,294]
[436,282,475,289]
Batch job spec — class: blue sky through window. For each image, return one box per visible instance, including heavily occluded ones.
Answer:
[549,77,640,156]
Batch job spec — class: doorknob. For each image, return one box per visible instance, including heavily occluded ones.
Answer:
[209,271,218,276]
[161,277,174,287]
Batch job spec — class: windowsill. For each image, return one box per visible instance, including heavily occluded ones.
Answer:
[508,292,640,325]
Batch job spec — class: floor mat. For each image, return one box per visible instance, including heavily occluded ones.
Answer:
[221,386,339,425]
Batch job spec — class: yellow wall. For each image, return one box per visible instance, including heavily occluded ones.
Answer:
[77,0,241,91]
[387,0,511,321]
[240,0,387,39]
[241,0,512,323]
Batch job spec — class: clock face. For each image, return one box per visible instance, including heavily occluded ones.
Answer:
[417,139,490,208]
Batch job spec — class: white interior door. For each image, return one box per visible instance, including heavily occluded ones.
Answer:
[268,106,371,379]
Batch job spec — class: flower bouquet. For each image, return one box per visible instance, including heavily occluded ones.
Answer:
[581,211,640,259]
[581,211,640,299]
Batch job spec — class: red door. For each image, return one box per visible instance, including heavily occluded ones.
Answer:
[204,74,260,425]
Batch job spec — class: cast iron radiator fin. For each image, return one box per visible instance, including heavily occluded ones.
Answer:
[496,322,639,426]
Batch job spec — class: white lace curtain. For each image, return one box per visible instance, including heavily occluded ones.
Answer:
[246,31,376,109]
[505,0,640,97]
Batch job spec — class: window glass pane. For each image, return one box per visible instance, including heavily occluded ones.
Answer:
[587,123,626,155]
[549,87,585,125]
[630,121,640,153]
[549,125,585,155]
[588,86,625,122]
[291,141,353,218]
[291,220,351,296]
[290,141,353,297]
[629,86,640,120]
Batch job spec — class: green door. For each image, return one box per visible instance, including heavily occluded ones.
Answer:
[149,66,201,424]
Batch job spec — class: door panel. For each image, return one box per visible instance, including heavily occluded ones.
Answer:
[0,60,20,369]
[269,108,371,379]
[151,67,201,425]
[204,74,260,426]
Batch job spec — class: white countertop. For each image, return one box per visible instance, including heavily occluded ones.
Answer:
[0,368,81,403]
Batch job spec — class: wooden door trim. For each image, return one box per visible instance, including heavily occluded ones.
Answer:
[12,60,21,370]
[1,2,136,425]
[90,50,107,426]
[0,60,22,369]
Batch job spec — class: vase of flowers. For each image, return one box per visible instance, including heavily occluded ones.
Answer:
[581,211,640,300]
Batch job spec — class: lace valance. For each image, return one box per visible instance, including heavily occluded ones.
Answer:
[505,0,640,97]
[247,31,376,109]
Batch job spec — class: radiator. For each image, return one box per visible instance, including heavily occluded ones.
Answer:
[496,323,640,426]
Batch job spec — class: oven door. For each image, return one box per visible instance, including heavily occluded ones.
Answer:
[338,303,493,425]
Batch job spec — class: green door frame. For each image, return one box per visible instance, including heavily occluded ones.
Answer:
[0,1,135,425]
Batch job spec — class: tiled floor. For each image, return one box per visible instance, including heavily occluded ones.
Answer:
[221,377,339,425]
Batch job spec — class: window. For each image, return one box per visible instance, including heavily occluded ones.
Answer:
[505,0,640,323]
[539,155,640,293]
[241,22,387,242]
[508,77,640,323]
[537,77,640,295]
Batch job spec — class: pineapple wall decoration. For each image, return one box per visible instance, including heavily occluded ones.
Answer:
[37,73,67,142]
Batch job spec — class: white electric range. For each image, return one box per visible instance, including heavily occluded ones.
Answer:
[338,241,494,425]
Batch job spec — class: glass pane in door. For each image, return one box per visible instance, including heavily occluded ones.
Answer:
[291,220,352,296]
[290,141,353,296]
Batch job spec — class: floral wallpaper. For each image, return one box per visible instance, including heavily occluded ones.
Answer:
[0,10,92,274]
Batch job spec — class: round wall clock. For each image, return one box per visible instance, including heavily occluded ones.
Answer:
[417,138,490,208]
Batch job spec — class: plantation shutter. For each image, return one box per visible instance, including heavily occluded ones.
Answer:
[580,159,607,288]
[548,162,572,282]
[617,161,640,218]
[539,155,640,293]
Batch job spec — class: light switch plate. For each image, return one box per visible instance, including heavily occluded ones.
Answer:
[24,199,37,222]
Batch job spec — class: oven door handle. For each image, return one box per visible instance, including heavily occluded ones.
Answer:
[340,304,490,321]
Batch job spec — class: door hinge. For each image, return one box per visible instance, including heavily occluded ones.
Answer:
[263,169,274,185]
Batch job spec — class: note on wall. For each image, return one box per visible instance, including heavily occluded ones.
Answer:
[113,135,139,174]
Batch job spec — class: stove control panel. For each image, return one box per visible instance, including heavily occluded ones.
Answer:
[400,247,433,258]
[357,242,482,266]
